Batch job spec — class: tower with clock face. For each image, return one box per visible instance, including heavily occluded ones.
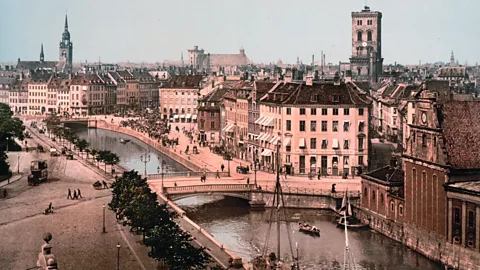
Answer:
[59,14,73,70]
[349,6,383,82]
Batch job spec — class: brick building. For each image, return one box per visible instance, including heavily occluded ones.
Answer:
[197,87,228,146]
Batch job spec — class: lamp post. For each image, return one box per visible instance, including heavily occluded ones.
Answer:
[157,160,167,192]
[116,243,121,270]
[102,204,106,233]
[253,158,259,187]
[140,153,151,178]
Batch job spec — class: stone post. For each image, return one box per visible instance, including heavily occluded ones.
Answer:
[37,232,58,269]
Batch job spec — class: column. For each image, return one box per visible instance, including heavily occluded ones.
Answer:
[447,199,453,243]
[476,206,480,252]
[462,201,467,247]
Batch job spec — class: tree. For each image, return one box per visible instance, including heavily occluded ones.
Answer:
[0,103,25,175]
[75,139,89,157]
[103,151,120,173]
[85,148,91,160]
[90,149,99,166]
[45,114,60,138]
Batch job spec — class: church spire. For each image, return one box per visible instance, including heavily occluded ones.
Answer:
[64,14,68,31]
[40,43,44,62]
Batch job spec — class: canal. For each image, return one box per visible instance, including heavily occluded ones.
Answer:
[73,126,442,270]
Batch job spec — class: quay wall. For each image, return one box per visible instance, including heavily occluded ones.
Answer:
[357,208,480,270]
[96,121,203,172]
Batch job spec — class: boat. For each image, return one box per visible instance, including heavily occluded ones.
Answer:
[251,143,300,270]
[298,222,320,236]
[119,138,130,144]
[291,213,301,221]
[337,190,369,230]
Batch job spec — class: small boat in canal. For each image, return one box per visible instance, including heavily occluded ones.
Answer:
[337,190,369,230]
[298,222,320,236]
[119,138,130,144]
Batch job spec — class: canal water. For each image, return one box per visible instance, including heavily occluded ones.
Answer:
[73,126,442,270]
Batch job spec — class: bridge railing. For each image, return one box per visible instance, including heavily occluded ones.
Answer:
[165,184,256,193]
[258,186,361,198]
[147,171,229,179]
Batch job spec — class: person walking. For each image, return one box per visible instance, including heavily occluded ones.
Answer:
[247,178,250,185]
[174,182,177,187]
[67,189,72,199]
[216,170,220,179]
[103,180,108,189]
[331,184,336,193]
[73,189,78,200]
[317,170,321,180]
[77,189,83,199]
[221,164,225,172]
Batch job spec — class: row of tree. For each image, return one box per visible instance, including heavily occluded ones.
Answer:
[0,103,25,176]
[109,170,212,269]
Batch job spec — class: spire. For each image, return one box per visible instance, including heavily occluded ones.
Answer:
[40,43,44,62]
[64,13,68,31]
[450,50,455,67]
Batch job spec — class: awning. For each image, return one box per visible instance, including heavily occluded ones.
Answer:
[173,115,179,119]
[192,114,197,120]
[261,149,272,156]
[332,138,339,149]
[222,123,233,132]
[255,116,266,124]
[299,138,306,148]
[263,117,274,127]
[270,136,281,145]
[186,114,192,119]
[238,141,244,144]
[225,124,235,132]
[180,115,185,118]
[257,133,265,141]
[262,134,271,142]
[283,138,291,146]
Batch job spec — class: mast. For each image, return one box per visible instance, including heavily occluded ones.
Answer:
[276,142,281,260]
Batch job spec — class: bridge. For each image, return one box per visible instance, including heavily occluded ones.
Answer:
[164,183,256,201]
[60,118,98,128]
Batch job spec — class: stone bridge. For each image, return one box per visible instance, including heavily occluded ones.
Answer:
[164,183,256,201]
[60,118,97,128]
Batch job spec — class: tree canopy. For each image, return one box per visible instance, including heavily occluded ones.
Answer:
[0,103,25,175]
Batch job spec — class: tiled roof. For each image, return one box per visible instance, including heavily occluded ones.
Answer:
[71,74,105,85]
[209,54,250,66]
[17,61,58,70]
[163,75,203,89]
[363,166,404,183]
[254,81,276,101]
[445,181,480,195]
[438,101,480,169]
[261,81,370,106]
[30,72,53,83]
[352,81,370,91]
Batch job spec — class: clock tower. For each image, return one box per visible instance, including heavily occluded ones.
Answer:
[349,6,383,82]
[59,14,73,71]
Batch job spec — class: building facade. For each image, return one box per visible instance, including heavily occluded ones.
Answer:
[197,87,228,146]
[188,46,250,75]
[9,79,28,115]
[160,75,203,122]
[27,73,51,115]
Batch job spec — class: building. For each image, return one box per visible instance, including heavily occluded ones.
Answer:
[197,87,228,146]
[117,70,139,110]
[27,72,52,115]
[69,74,109,116]
[349,6,383,82]
[257,80,370,175]
[99,74,116,114]
[188,46,250,75]
[108,71,127,113]
[17,15,73,73]
[160,75,203,122]
[9,78,28,115]
[132,71,159,110]
[0,77,15,105]
[51,77,72,116]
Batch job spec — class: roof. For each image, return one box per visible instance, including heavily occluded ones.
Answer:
[163,75,203,89]
[17,61,58,70]
[438,101,480,169]
[445,181,480,196]
[71,74,105,85]
[254,81,276,101]
[437,66,467,77]
[209,53,250,66]
[261,81,370,106]
[363,166,404,184]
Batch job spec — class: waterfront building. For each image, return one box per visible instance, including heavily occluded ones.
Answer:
[107,71,127,113]
[8,78,28,115]
[69,74,109,116]
[0,77,15,105]
[117,70,139,110]
[98,74,117,114]
[160,75,203,122]
[132,71,159,110]
[51,77,72,116]
[197,87,228,146]
[27,72,52,115]
[349,6,383,82]
[257,79,370,175]
[188,46,250,75]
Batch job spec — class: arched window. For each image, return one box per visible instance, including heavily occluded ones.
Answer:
[163,108,167,113]
[372,190,376,202]
[364,187,368,200]
[357,31,362,41]
[380,193,384,203]
[175,108,179,114]
[390,201,395,212]
[399,204,404,216]
[367,31,372,41]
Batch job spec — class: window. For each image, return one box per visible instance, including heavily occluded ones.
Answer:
[210,111,215,117]
[358,137,365,151]
[311,121,317,132]
[357,31,362,41]
[333,121,338,132]
[210,122,215,129]
[364,187,368,199]
[311,108,317,115]
[357,20,362,26]
[321,139,328,149]
[321,121,327,132]
[359,121,365,132]
[300,108,306,115]
[343,121,350,132]
[372,190,376,202]
[333,108,339,115]
[344,156,349,165]
[433,136,437,147]
[422,133,427,147]
[468,210,475,228]
[399,205,403,216]
[286,108,291,115]
[367,31,372,41]
[210,133,215,140]
[380,193,384,203]
[286,145,291,152]
[299,120,305,132]
[344,139,349,149]
[454,207,461,224]
[344,108,350,115]
[286,155,291,163]
[390,201,395,212]
[280,119,289,131]
[310,138,317,149]
[322,108,328,115]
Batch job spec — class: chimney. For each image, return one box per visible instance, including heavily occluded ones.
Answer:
[333,72,340,85]
[306,75,313,86]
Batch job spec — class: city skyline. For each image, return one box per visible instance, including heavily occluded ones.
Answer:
[1,0,479,65]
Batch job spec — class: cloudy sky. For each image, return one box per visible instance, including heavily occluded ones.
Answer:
[1,0,478,65]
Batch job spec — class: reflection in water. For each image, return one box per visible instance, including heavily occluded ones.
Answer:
[69,125,189,173]
[177,195,442,270]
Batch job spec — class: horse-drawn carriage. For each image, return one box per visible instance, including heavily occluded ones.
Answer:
[236,165,250,174]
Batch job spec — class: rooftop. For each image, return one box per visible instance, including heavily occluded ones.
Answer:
[362,166,404,184]
[163,75,203,89]
[445,181,480,196]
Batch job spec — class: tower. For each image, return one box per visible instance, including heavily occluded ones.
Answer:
[450,51,455,67]
[59,14,73,69]
[349,6,383,81]
[40,44,44,62]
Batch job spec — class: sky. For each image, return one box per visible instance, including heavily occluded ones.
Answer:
[1,0,479,65]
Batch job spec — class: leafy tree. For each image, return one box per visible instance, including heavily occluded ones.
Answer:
[90,149,99,166]
[0,103,25,175]
[75,139,89,157]
[104,151,120,173]
[45,114,60,138]
[85,148,91,160]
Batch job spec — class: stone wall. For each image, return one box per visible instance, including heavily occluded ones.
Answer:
[357,208,480,270]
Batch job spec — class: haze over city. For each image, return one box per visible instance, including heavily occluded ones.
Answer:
[1,0,479,65]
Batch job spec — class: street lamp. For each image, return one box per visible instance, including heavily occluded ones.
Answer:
[157,160,167,192]
[102,204,106,233]
[140,152,151,178]
[116,243,121,270]
[253,157,259,187]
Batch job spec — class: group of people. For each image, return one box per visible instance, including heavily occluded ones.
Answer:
[67,188,83,200]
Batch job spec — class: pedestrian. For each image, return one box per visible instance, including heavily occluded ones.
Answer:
[3,189,7,198]
[247,178,250,184]
[216,170,220,179]
[73,189,78,200]
[103,180,108,189]
[67,189,72,199]
[77,189,83,199]
[331,184,336,193]
[221,163,225,172]
[174,182,177,187]
[317,170,321,180]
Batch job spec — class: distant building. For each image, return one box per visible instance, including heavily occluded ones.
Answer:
[188,46,250,75]
[0,77,15,105]
[27,72,52,115]
[9,79,28,115]
[197,87,229,145]
[160,75,203,122]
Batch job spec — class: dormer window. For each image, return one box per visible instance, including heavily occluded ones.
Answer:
[311,94,319,102]
[332,95,340,103]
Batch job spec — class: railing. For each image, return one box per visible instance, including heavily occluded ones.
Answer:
[147,171,229,179]
[165,184,256,193]
[258,186,361,198]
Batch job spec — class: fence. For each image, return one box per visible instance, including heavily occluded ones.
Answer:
[165,183,256,193]
[146,171,229,179]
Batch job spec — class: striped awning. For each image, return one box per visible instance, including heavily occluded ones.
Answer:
[173,115,179,119]
[261,117,274,127]
[186,114,192,119]
[270,136,281,145]
[255,116,266,124]
[283,138,291,146]
[222,123,234,132]
[180,114,185,118]
[261,149,273,156]
[192,114,197,120]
